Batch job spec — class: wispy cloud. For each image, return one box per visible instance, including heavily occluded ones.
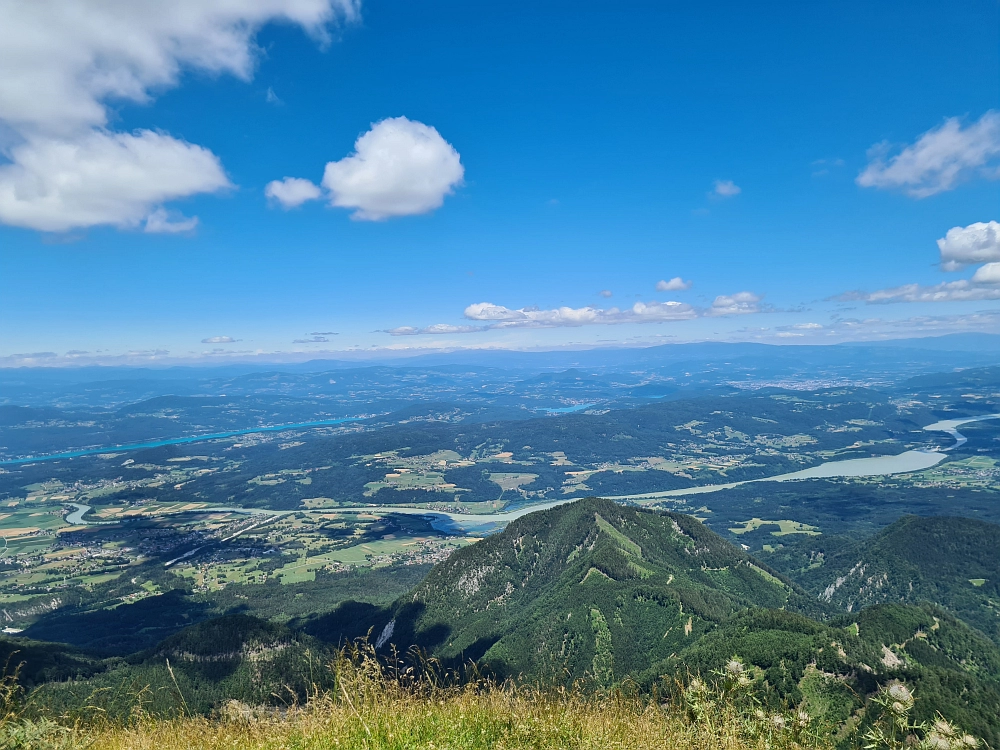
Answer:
[463,300,699,328]
[144,208,199,234]
[385,324,486,336]
[201,336,237,344]
[857,111,1000,198]
[383,291,770,337]
[836,279,1000,304]
[292,336,332,343]
[656,277,692,291]
[712,179,741,197]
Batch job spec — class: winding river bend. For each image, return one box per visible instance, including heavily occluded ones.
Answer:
[61,413,1000,534]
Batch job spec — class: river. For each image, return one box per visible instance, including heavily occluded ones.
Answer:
[60,413,1000,534]
[1,417,360,466]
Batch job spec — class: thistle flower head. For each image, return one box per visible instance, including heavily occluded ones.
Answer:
[934,719,956,738]
[886,682,913,703]
[725,659,744,675]
[797,710,810,727]
[961,735,979,748]
[925,732,951,750]
[770,714,786,730]
[687,678,704,693]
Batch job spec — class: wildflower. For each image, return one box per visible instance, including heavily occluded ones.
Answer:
[755,709,766,720]
[725,659,744,675]
[737,675,751,687]
[891,702,906,715]
[925,732,951,750]
[886,682,913,704]
[797,710,810,727]
[770,714,786,730]
[961,735,979,748]
[687,678,705,693]
[934,719,956,738]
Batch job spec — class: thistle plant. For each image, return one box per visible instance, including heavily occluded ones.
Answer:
[862,681,979,750]
[681,657,814,747]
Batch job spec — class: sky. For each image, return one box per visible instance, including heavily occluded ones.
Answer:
[0,0,998,366]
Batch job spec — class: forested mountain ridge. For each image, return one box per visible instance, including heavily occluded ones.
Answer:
[393,497,814,682]
[771,515,1000,641]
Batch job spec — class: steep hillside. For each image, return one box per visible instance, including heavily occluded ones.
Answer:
[317,497,816,682]
[770,515,1000,641]
[673,604,1000,746]
[33,614,334,717]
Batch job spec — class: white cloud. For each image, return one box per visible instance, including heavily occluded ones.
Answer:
[937,221,1000,270]
[712,180,741,197]
[293,335,331,343]
[857,111,1000,198]
[201,336,237,344]
[0,130,229,232]
[461,300,698,329]
[265,87,283,105]
[847,279,1000,304]
[599,290,613,298]
[706,292,763,316]
[265,177,322,208]
[656,277,691,291]
[0,1,358,232]
[320,117,464,220]
[387,290,772,338]
[144,208,199,234]
[972,262,1000,285]
[386,324,485,336]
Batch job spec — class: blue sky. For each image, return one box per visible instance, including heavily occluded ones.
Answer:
[1,0,998,365]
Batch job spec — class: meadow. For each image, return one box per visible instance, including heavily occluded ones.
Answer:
[0,644,973,750]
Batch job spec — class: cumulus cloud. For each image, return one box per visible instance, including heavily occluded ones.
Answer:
[712,180,741,197]
[201,336,237,344]
[319,117,464,220]
[656,277,691,291]
[857,111,1000,198]
[0,1,358,232]
[706,292,763,316]
[937,221,1000,270]
[0,130,229,232]
[265,177,323,208]
[972,262,1000,285]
